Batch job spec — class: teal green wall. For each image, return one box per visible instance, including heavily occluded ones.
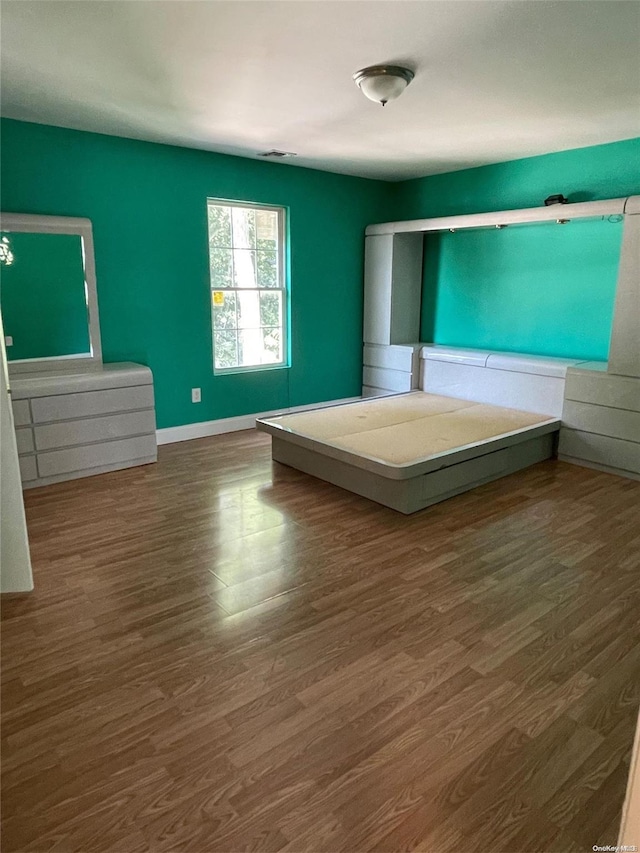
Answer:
[1,232,90,360]
[2,120,638,428]
[394,137,640,360]
[394,137,640,219]
[0,119,391,428]
[421,220,623,361]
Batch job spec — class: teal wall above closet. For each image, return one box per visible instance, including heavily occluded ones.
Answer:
[420,218,624,361]
[392,137,640,361]
[393,137,640,220]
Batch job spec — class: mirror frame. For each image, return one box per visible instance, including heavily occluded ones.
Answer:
[0,212,102,373]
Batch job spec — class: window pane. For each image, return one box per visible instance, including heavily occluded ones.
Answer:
[214,329,238,369]
[212,290,237,329]
[256,210,278,251]
[262,327,282,363]
[208,205,232,247]
[238,328,263,367]
[233,249,257,288]
[210,247,233,288]
[257,250,278,288]
[237,289,260,329]
[259,291,281,328]
[208,200,286,374]
[231,207,255,249]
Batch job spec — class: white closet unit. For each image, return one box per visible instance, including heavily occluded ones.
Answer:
[362,195,640,480]
[362,231,423,397]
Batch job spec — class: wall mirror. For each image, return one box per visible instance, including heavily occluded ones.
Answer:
[0,213,102,373]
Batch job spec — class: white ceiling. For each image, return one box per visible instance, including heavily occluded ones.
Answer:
[1,0,639,181]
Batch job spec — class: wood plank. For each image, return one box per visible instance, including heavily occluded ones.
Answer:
[1,433,639,852]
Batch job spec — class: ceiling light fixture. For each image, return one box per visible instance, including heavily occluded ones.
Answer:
[258,150,297,158]
[353,65,414,106]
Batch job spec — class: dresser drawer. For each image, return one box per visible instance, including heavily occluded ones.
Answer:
[15,427,35,454]
[37,435,157,479]
[565,371,640,412]
[12,399,31,426]
[362,365,414,392]
[34,410,156,451]
[31,385,155,423]
[19,455,38,482]
[562,400,640,444]
[559,428,640,474]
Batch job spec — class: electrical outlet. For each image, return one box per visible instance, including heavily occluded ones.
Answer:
[191,387,201,403]
[5,336,13,347]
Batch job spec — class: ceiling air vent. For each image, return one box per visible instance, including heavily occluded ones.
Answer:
[258,150,297,158]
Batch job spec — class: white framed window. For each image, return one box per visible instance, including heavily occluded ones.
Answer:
[207,199,288,373]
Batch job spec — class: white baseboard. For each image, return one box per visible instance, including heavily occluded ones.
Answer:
[156,396,362,446]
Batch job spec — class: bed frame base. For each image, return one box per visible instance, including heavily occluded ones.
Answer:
[272,432,556,514]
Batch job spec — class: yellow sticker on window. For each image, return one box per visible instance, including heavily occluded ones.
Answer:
[213,291,224,306]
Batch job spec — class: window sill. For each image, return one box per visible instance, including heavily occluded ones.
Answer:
[214,363,291,377]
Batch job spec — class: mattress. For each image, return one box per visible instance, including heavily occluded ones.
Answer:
[258,392,558,470]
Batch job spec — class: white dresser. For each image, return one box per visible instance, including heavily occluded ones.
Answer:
[11,362,157,489]
[559,363,640,480]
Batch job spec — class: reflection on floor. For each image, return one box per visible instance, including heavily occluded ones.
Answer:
[2,428,640,852]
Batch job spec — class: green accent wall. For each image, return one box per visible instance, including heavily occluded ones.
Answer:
[421,220,623,361]
[1,121,639,429]
[1,232,90,361]
[394,137,640,360]
[0,118,391,428]
[394,137,640,219]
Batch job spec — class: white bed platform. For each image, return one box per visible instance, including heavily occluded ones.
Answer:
[256,392,559,514]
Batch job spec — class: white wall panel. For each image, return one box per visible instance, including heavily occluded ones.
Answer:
[363,234,393,346]
[389,233,423,345]
[421,360,565,416]
[609,213,640,378]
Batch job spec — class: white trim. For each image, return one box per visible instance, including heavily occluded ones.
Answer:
[207,199,288,375]
[365,195,638,236]
[156,396,362,445]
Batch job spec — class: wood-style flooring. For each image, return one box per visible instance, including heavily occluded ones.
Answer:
[2,429,640,853]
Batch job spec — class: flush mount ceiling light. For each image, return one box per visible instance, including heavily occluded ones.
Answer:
[258,149,297,158]
[353,64,414,106]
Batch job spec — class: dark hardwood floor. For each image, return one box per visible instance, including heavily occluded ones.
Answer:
[2,429,639,853]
